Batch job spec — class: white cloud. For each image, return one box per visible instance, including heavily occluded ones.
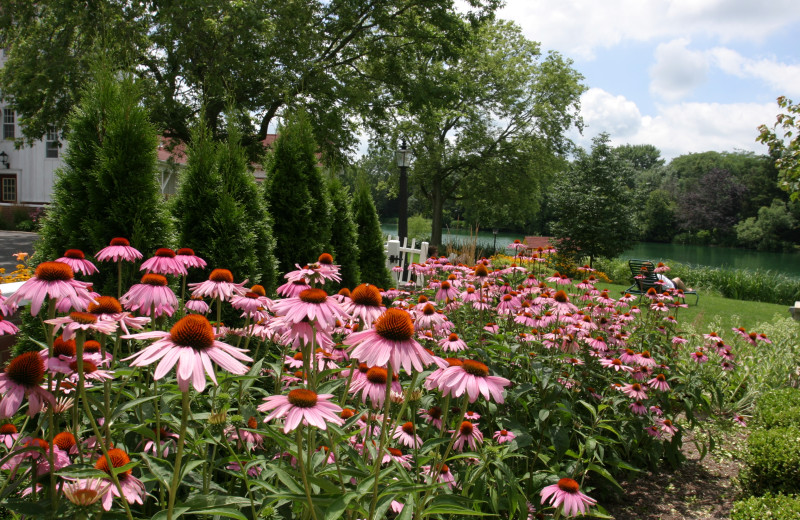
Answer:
[573,87,776,159]
[580,88,642,137]
[649,39,708,101]
[709,47,800,96]
[499,0,800,59]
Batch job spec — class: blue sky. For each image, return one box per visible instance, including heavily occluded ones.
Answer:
[498,0,800,159]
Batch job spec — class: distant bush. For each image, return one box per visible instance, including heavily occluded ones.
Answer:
[739,427,800,496]
[14,220,35,232]
[408,214,431,243]
[731,493,800,520]
[753,388,800,430]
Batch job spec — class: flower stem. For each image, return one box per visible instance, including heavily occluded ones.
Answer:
[295,428,318,520]
[368,362,394,519]
[167,390,191,520]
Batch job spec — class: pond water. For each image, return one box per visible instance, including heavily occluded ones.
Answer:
[618,242,800,278]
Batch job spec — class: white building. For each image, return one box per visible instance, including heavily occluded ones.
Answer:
[0,49,63,208]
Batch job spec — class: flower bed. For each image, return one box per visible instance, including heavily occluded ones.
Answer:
[0,243,763,518]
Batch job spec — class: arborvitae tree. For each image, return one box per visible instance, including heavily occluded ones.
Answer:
[37,68,173,293]
[353,179,392,288]
[172,117,277,291]
[264,111,332,275]
[327,177,360,289]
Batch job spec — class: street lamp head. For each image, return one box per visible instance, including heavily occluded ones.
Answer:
[0,151,8,169]
[395,140,412,168]
[493,228,499,236]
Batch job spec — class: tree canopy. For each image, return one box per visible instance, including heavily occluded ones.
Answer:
[0,0,498,163]
[757,96,800,201]
[550,133,636,266]
[367,19,585,245]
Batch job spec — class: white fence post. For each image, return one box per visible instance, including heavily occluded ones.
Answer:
[386,239,400,286]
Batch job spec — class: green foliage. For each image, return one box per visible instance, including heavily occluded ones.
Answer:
[664,262,800,305]
[736,199,798,251]
[327,177,360,289]
[380,19,584,246]
[753,388,800,430]
[731,493,800,520]
[614,143,665,170]
[408,214,432,242]
[739,427,800,496]
[36,68,173,293]
[172,116,277,290]
[758,96,800,200]
[641,189,677,242]
[352,181,392,288]
[264,111,332,275]
[550,133,637,266]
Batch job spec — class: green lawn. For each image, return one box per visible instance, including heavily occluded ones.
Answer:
[598,282,794,332]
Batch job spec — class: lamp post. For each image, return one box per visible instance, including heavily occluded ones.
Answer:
[395,140,411,244]
[493,228,499,253]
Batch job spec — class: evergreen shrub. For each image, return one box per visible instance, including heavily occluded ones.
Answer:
[327,178,360,289]
[753,388,800,430]
[739,426,800,496]
[731,493,800,520]
[352,181,392,288]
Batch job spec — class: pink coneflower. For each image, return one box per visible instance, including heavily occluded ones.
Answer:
[185,296,210,314]
[141,427,179,457]
[123,314,252,393]
[272,288,348,330]
[733,414,747,427]
[658,418,679,436]
[637,350,657,367]
[1,437,69,475]
[648,373,670,392]
[0,423,19,448]
[672,335,688,345]
[463,410,481,421]
[189,268,248,302]
[419,405,444,429]
[0,352,55,418]
[629,401,647,415]
[691,350,708,363]
[53,431,79,455]
[95,238,143,263]
[88,296,150,336]
[276,279,311,298]
[45,311,118,341]
[230,291,269,317]
[551,290,578,313]
[437,359,510,404]
[140,248,187,276]
[5,262,95,316]
[382,447,413,470]
[94,449,146,511]
[56,249,99,276]
[393,421,422,448]
[493,429,516,443]
[621,382,648,400]
[226,417,264,452]
[483,322,499,334]
[350,366,401,408]
[175,247,207,270]
[258,389,343,433]
[0,315,19,336]
[423,463,456,489]
[345,308,435,374]
[654,262,670,273]
[434,280,459,302]
[496,293,521,316]
[540,477,597,517]
[120,273,178,317]
[63,478,112,507]
[344,284,385,327]
[452,420,483,451]
[438,333,468,353]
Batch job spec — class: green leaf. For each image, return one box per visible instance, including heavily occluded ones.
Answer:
[324,491,359,520]
[152,506,190,520]
[111,395,159,421]
[141,453,173,488]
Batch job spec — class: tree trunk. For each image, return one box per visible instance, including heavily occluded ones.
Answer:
[431,175,444,248]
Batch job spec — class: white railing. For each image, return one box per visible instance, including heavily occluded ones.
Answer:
[384,236,429,287]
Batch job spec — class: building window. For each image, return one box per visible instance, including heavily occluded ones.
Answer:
[3,109,14,140]
[46,127,59,158]
[0,174,16,203]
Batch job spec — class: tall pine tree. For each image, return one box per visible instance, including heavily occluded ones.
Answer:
[353,179,392,288]
[264,111,332,275]
[37,68,173,294]
[327,177,360,289]
[172,116,277,291]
